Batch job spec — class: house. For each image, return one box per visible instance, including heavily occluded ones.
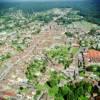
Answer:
[1,90,16,99]
[3,91,16,97]
[84,49,100,65]
[72,43,80,47]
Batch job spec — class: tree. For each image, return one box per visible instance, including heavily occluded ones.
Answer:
[65,32,73,37]
[88,28,96,36]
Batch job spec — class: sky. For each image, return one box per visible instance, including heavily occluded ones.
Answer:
[0,0,64,1]
[0,0,85,2]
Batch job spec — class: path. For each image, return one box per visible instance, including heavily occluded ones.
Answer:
[63,48,82,79]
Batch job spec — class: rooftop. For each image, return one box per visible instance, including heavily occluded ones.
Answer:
[84,49,100,63]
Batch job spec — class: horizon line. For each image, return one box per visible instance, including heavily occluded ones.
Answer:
[0,0,85,3]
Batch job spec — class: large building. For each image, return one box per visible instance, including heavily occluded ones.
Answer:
[84,49,100,66]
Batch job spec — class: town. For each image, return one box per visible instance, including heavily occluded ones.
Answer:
[0,7,100,100]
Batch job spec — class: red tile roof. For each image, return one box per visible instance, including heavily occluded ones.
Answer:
[3,91,16,97]
[84,49,100,62]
